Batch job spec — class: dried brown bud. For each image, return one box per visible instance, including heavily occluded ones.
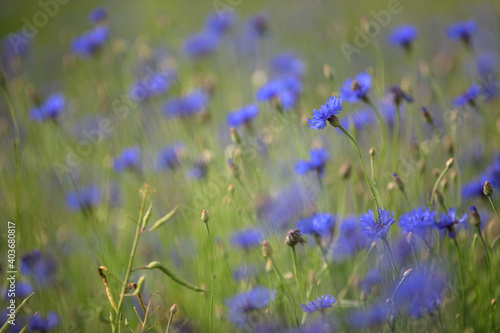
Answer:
[285,229,306,247]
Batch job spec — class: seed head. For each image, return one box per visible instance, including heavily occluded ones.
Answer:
[285,228,306,247]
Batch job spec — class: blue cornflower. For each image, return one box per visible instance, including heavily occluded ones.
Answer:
[410,292,442,319]
[301,294,336,313]
[246,13,269,38]
[30,311,60,331]
[205,11,237,35]
[359,208,396,241]
[453,84,481,107]
[187,159,208,180]
[21,251,57,286]
[350,304,388,329]
[71,25,109,57]
[129,70,176,102]
[163,89,210,117]
[226,286,274,327]
[308,96,343,130]
[231,228,263,250]
[227,104,259,127]
[183,32,220,59]
[297,212,335,238]
[342,109,375,130]
[295,148,330,178]
[340,72,372,103]
[447,19,477,44]
[330,216,368,261]
[256,76,302,111]
[362,269,382,296]
[398,207,436,235]
[114,146,142,172]
[89,7,108,24]
[270,52,306,78]
[66,184,101,211]
[29,93,65,122]
[388,24,418,50]
[435,208,467,238]
[157,143,185,170]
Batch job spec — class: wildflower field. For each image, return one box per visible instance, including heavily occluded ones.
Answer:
[1,0,500,332]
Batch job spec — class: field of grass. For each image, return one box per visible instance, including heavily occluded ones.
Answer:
[1,0,500,332]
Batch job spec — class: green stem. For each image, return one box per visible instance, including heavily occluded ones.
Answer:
[166,311,175,333]
[427,163,452,210]
[382,237,398,281]
[291,247,305,303]
[488,196,500,218]
[205,224,215,333]
[338,124,381,216]
[271,259,299,327]
[114,186,150,332]
[452,237,466,328]
[475,226,494,331]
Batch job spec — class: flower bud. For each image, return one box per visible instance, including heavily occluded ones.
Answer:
[339,162,352,180]
[201,210,209,223]
[446,158,454,169]
[369,147,376,156]
[170,304,178,315]
[421,107,434,124]
[230,127,241,144]
[470,206,481,228]
[393,173,404,192]
[285,228,306,247]
[328,115,341,128]
[262,240,273,258]
[484,181,494,197]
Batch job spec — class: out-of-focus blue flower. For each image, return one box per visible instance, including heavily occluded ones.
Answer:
[435,208,467,238]
[477,53,499,100]
[231,228,263,250]
[308,96,343,130]
[114,147,142,172]
[130,70,176,102]
[89,7,108,24]
[453,84,481,107]
[301,294,336,313]
[21,251,57,286]
[388,85,413,105]
[295,148,330,178]
[447,19,477,43]
[205,11,237,35]
[246,13,269,38]
[342,109,375,130]
[297,212,335,238]
[183,32,220,59]
[359,208,396,241]
[157,143,185,170]
[256,76,302,111]
[270,52,306,78]
[398,207,436,235]
[30,311,60,331]
[340,72,372,103]
[187,159,208,180]
[287,320,335,333]
[163,89,210,117]
[410,291,442,319]
[2,32,31,74]
[362,269,382,296]
[232,264,258,281]
[349,304,388,329]
[257,182,317,231]
[66,184,101,211]
[462,155,500,200]
[227,104,259,127]
[330,216,368,261]
[29,93,65,122]
[71,26,110,57]
[226,286,274,327]
[388,24,418,49]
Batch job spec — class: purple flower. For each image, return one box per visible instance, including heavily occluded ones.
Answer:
[453,84,481,107]
[330,216,368,261]
[30,311,60,331]
[113,146,142,172]
[359,208,396,241]
[246,13,269,38]
[231,228,263,250]
[256,76,302,111]
[89,7,107,24]
[295,148,330,178]
[21,251,57,287]
[71,26,109,57]
[227,104,259,127]
[362,269,382,296]
[163,89,210,117]
[157,143,185,170]
[340,72,372,103]
[226,286,274,327]
[301,294,336,313]
[297,212,335,238]
[29,93,65,122]
[187,159,208,180]
[66,184,101,211]
[183,32,220,59]
[447,19,477,44]
[129,70,176,102]
[205,11,237,35]
[435,208,467,238]
[342,109,375,131]
[308,96,343,130]
[388,24,418,50]
[270,52,306,78]
[398,207,436,235]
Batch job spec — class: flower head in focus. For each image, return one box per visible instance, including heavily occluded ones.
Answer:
[308,96,343,130]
